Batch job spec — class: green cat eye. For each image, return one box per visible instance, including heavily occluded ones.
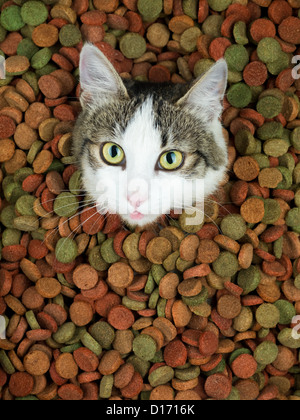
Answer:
[101,142,125,165]
[159,150,184,171]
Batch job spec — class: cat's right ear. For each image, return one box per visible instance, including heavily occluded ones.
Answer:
[79,43,128,107]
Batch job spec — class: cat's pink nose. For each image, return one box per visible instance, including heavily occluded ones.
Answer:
[127,192,145,209]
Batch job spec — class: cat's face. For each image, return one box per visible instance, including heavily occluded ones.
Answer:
[72,44,228,227]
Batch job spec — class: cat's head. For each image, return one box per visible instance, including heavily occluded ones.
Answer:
[72,43,228,227]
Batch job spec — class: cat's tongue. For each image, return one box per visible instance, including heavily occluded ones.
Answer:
[130,211,144,221]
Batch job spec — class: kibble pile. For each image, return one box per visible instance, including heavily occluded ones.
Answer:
[0,0,300,401]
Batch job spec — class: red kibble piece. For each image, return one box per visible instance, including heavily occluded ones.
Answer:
[22,174,44,193]
[0,115,16,139]
[250,19,276,43]
[38,74,63,99]
[243,61,268,87]
[262,260,286,277]
[163,339,187,367]
[28,239,48,260]
[231,354,258,379]
[125,11,143,33]
[80,10,107,26]
[148,65,171,83]
[8,372,34,397]
[94,292,121,317]
[260,226,285,243]
[73,347,99,372]
[80,206,105,235]
[2,245,27,262]
[113,230,131,258]
[102,213,122,234]
[268,0,292,25]
[121,371,143,399]
[0,269,12,297]
[278,16,300,45]
[107,305,135,330]
[52,53,74,72]
[198,0,209,23]
[53,104,77,121]
[58,383,84,400]
[198,331,219,356]
[36,311,58,333]
[72,0,89,15]
[204,373,232,400]
[0,367,7,387]
[275,68,294,92]
[183,264,211,280]
[208,37,231,61]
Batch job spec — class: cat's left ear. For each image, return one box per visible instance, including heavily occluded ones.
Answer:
[176,59,228,123]
[79,43,128,107]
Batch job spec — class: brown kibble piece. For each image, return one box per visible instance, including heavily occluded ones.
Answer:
[98,350,123,375]
[35,277,62,298]
[73,264,99,290]
[69,301,93,326]
[107,262,134,288]
[240,197,265,223]
[23,350,51,376]
[146,237,172,264]
[233,156,260,181]
[217,294,242,319]
[55,353,78,379]
[159,273,180,299]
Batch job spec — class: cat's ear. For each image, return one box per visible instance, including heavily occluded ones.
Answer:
[176,59,228,122]
[79,43,128,107]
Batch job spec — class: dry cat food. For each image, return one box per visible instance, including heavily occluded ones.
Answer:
[0,0,300,401]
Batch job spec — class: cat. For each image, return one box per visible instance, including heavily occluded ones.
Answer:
[72,43,228,228]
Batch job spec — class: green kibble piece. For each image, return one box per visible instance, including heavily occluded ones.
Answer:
[212,252,239,278]
[220,214,246,240]
[122,296,146,311]
[224,44,249,72]
[276,166,293,190]
[235,130,257,155]
[227,82,252,108]
[237,265,261,295]
[31,47,52,70]
[262,199,281,224]
[53,192,79,217]
[13,215,39,232]
[0,5,25,31]
[182,287,208,306]
[295,274,300,290]
[25,310,40,330]
[267,52,290,76]
[69,170,82,195]
[17,38,39,60]
[15,194,36,216]
[0,205,16,229]
[119,32,147,59]
[263,139,289,157]
[193,59,214,78]
[291,127,300,150]
[0,23,7,42]
[2,228,22,247]
[178,209,204,233]
[273,236,283,259]
[180,27,201,53]
[53,322,76,344]
[182,0,198,19]
[286,208,300,228]
[202,15,224,38]
[88,245,110,271]
[59,24,82,47]
[257,121,283,140]
[233,21,248,45]
[273,299,296,325]
[81,332,102,356]
[148,366,174,387]
[277,328,300,349]
[133,334,157,361]
[257,38,282,64]
[148,287,160,309]
[55,237,78,264]
[151,264,167,284]
[137,0,163,22]
[21,1,48,26]
[256,303,280,329]
[89,321,115,350]
[257,96,282,119]
[254,341,278,365]
[207,0,232,11]
[100,238,120,264]
[100,374,114,399]
[22,71,39,95]
[175,366,200,380]
[0,350,15,374]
